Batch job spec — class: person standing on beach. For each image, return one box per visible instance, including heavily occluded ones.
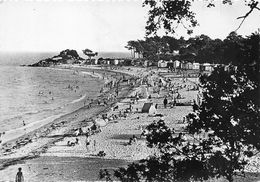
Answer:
[85,134,90,152]
[22,121,26,131]
[163,97,168,108]
[15,167,24,182]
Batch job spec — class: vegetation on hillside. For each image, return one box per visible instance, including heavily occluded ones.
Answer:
[29,49,84,67]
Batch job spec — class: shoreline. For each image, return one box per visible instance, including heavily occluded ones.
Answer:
[0,65,135,168]
[0,66,102,144]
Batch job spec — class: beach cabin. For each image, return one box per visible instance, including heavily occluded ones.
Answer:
[173,60,181,69]
[158,60,162,68]
[224,65,237,72]
[187,62,193,70]
[180,61,188,70]
[202,63,213,71]
[167,60,174,69]
[118,59,124,65]
[109,59,115,65]
[143,60,153,67]
[192,62,200,70]
[105,59,110,65]
[113,59,119,65]
[158,60,168,68]
[90,59,98,65]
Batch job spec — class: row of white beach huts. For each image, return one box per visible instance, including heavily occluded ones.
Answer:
[85,58,215,72]
[157,60,214,71]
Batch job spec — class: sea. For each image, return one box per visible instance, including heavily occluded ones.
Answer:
[0,51,131,134]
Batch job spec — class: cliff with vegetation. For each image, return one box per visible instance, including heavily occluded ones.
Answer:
[28,49,84,67]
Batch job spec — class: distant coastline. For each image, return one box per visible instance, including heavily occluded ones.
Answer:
[0,51,131,66]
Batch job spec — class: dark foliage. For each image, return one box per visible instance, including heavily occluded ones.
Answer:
[82,48,98,60]
[58,49,82,59]
[126,32,258,65]
[29,49,83,67]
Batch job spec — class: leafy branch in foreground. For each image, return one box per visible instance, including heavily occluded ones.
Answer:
[143,0,260,35]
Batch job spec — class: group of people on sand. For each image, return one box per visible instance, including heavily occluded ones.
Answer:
[67,122,102,152]
[68,84,80,93]
[128,135,137,145]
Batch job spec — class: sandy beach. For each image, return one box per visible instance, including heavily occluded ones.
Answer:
[0,66,259,182]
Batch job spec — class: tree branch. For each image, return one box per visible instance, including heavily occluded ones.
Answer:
[235,1,259,32]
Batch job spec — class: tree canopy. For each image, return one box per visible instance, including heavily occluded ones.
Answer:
[82,48,98,60]
[125,32,257,65]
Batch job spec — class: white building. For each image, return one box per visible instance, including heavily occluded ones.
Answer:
[203,63,213,71]
[114,59,119,65]
[158,60,168,68]
[187,62,193,70]
[174,60,181,69]
[193,62,200,70]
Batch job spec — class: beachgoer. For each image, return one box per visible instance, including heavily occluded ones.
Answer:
[163,97,168,108]
[15,167,24,182]
[128,137,133,145]
[91,123,97,131]
[132,135,137,143]
[22,121,26,126]
[85,135,90,151]
[75,128,80,136]
[79,128,83,135]
[93,140,96,151]
[129,103,133,112]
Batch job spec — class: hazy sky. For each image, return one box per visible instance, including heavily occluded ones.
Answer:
[0,0,259,52]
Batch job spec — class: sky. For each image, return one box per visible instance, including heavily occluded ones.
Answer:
[0,0,259,52]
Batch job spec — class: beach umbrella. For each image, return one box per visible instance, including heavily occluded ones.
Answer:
[94,118,107,127]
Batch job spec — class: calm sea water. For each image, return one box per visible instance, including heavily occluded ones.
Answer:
[0,51,130,133]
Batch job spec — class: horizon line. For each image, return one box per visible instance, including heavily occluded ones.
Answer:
[0,50,131,53]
